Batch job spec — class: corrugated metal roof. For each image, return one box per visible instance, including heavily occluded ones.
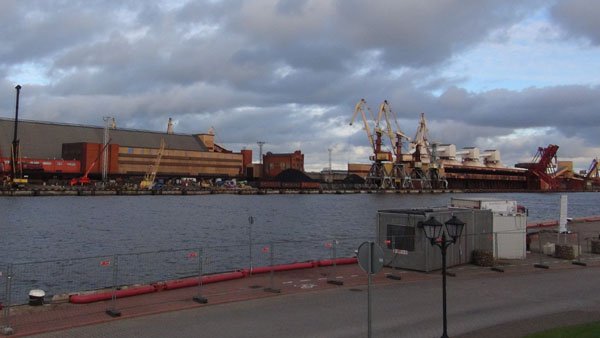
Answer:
[0,118,207,159]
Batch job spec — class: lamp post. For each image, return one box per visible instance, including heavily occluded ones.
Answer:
[420,215,465,338]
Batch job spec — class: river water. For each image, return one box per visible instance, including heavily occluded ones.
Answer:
[2,192,600,263]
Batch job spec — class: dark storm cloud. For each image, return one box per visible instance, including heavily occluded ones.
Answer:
[4,1,541,99]
[551,0,600,45]
[0,1,126,63]
[432,85,600,132]
[333,0,537,67]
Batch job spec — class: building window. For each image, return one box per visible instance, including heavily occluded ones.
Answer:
[386,224,415,251]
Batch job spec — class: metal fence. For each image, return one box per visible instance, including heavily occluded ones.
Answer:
[0,236,371,306]
[522,230,600,268]
[380,230,600,273]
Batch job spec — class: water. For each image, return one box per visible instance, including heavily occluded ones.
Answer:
[2,192,599,262]
[1,192,600,303]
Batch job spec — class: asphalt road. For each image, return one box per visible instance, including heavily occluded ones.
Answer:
[31,267,600,338]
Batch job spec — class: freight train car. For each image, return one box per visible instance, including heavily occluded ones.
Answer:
[0,157,81,179]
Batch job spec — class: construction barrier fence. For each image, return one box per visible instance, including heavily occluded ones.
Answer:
[2,237,372,304]
[1,230,600,336]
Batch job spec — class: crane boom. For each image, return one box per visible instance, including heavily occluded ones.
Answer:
[140,138,166,189]
[530,144,559,190]
[70,139,112,186]
[376,100,410,160]
[586,158,598,179]
[413,113,429,148]
[349,99,376,151]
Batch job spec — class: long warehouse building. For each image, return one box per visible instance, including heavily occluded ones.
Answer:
[0,118,251,179]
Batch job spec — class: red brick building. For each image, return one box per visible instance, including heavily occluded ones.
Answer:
[263,150,304,177]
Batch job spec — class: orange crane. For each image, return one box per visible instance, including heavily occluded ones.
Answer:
[70,140,111,186]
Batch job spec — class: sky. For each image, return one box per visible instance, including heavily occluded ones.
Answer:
[0,0,599,172]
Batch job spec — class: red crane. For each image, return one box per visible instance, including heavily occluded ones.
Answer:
[529,144,559,190]
[70,141,111,186]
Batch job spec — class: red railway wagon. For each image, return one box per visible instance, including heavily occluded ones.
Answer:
[0,157,81,175]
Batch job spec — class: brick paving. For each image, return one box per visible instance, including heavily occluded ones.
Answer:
[3,251,600,337]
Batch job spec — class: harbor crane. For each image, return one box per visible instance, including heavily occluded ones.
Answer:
[403,112,448,190]
[140,138,166,189]
[350,99,393,189]
[376,100,412,188]
[408,113,434,189]
[411,113,431,161]
[530,144,560,190]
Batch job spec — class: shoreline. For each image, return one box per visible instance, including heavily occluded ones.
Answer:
[1,187,457,196]
[2,187,598,197]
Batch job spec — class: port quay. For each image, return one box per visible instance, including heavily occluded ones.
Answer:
[1,192,600,337]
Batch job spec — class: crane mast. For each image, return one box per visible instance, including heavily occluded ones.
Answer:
[10,85,27,186]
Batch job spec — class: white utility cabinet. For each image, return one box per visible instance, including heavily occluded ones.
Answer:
[451,197,527,259]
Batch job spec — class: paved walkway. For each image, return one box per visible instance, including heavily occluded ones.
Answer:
[3,252,600,337]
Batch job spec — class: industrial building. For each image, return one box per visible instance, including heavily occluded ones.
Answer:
[262,150,304,178]
[0,118,251,182]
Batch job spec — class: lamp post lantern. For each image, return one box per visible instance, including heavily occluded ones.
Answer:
[420,215,465,338]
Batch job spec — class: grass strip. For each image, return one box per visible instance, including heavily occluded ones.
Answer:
[524,321,600,338]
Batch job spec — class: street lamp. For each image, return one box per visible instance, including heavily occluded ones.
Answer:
[420,215,465,338]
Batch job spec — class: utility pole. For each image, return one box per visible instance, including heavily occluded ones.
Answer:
[257,141,265,164]
[328,148,333,183]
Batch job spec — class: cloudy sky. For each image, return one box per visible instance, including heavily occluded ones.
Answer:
[1,0,599,172]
